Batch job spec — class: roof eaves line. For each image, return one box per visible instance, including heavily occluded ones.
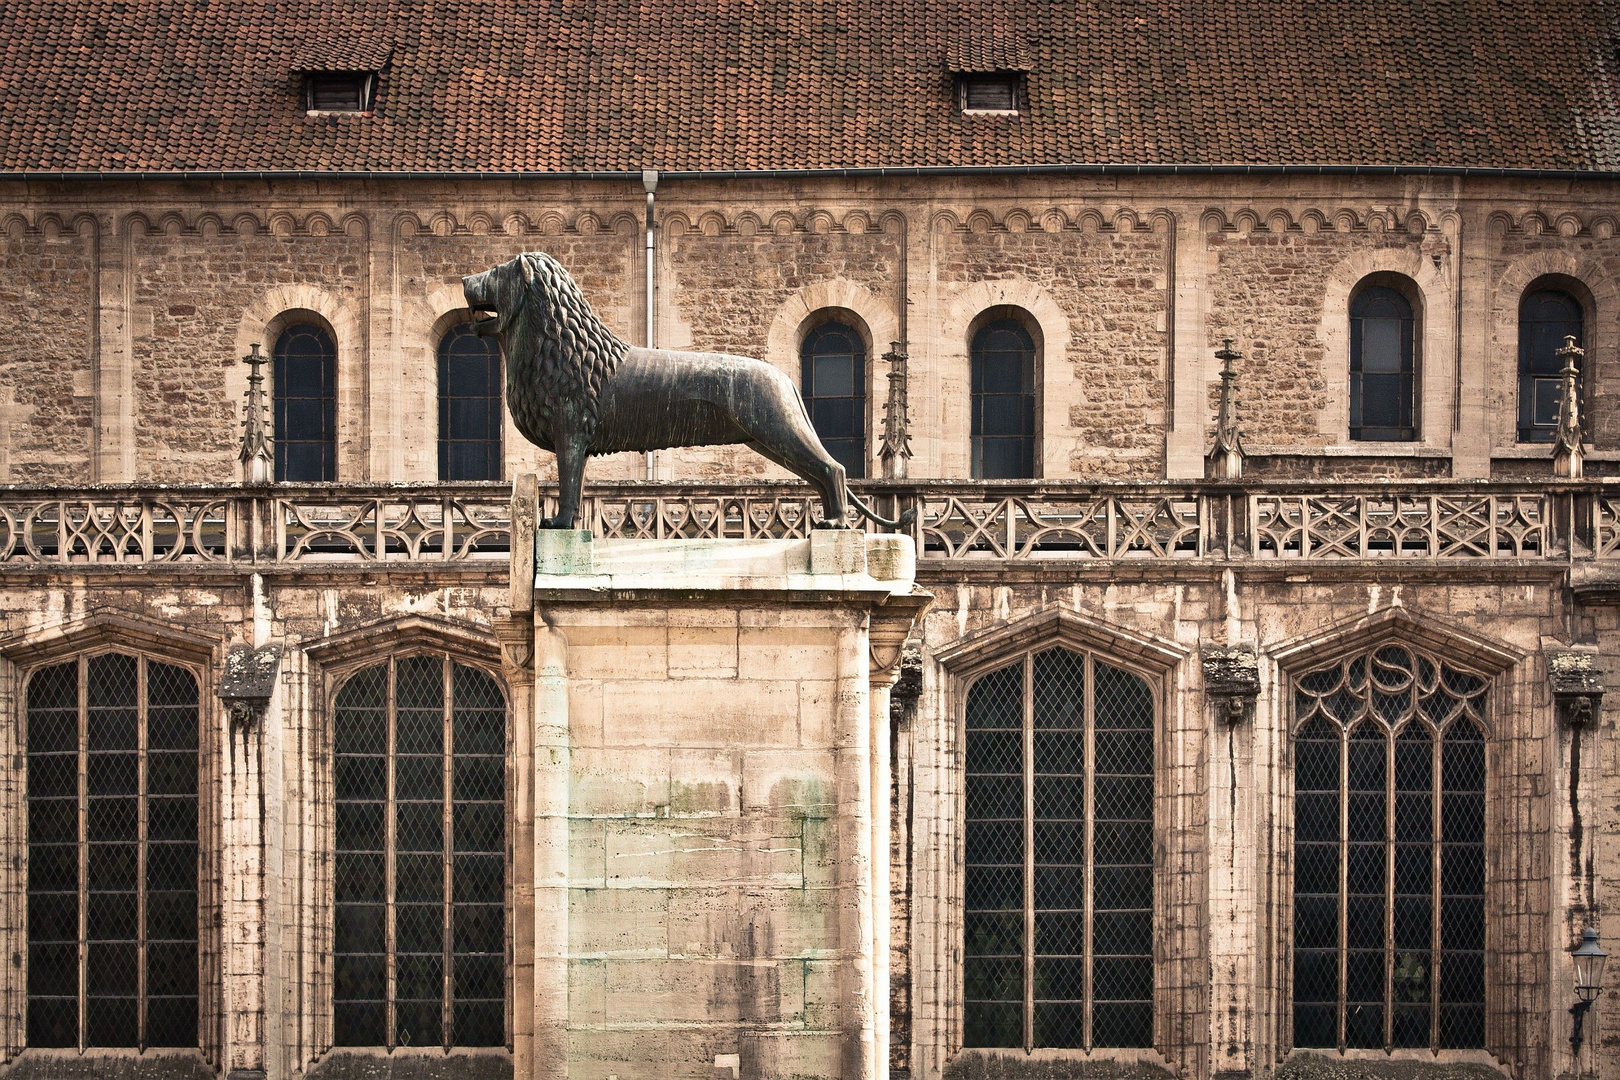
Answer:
[3,164,1620,182]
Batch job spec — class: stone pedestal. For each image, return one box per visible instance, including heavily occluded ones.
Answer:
[505,497,928,1080]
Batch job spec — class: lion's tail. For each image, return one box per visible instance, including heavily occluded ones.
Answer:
[845,489,918,531]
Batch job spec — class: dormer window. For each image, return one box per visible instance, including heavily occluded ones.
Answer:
[958,72,1021,114]
[304,71,376,114]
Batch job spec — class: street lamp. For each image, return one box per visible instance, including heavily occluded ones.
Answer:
[1570,926,1607,1055]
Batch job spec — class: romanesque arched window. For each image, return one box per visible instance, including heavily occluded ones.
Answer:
[1517,287,1585,443]
[332,653,507,1049]
[273,322,338,482]
[1292,644,1486,1052]
[970,318,1038,479]
[1349,282,1417,442]
[800,320,867,479]
[437,323,504,481]
[964,646,1154,1050]
[25,653,200,1049]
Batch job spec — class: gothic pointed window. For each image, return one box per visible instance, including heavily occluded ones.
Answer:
[273,322,337,482]
[800,320,867,479]
[437,323,504,481]
[332,654,507,1049]
[26,653,200,1049]
[1350,283,1417,441]
[971,317,1038,479]
[964,647,1155,1050]
[1292,644,1486,1052]
[1517,287,1584,443]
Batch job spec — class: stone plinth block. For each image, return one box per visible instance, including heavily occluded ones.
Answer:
[516,531,927,1080]
[536,528,594,575]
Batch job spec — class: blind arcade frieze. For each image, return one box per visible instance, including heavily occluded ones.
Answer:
[0,481,1610,567]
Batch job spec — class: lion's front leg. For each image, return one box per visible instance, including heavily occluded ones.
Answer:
[542,430,590,530]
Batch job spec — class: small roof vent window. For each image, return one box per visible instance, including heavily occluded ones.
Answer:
[958,72,1021,114]
[304,71,376,114]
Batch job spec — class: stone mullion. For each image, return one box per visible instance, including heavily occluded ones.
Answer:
[76,656,87,1052]
[1336,723,1348,1053]
[385,658,398,1050]
[1430,725,1444,1054]
[1021,652,1034,1054]
[441,654,454,1051]
[136,656,148,1050]
[1383,724,1395,1053]
[1082,653,1096,1054]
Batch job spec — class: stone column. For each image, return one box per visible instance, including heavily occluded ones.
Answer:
[531,614,571,1075]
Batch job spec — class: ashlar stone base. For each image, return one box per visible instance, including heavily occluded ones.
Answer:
[505,525,928,1080]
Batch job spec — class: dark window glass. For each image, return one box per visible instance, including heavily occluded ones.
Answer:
[1291,645,1487,1052]
[800,322,867,479]
[334,655,507,1050]
[26,654,199,1050]
[965,647,1154,1051]
[1350,285,1416,441]
[971,319,1037,479]
[961,74,1019,111]
[438,324,504,481]
[274,323,337,482]
[308,73,369,112]
[1517,288,1584,443]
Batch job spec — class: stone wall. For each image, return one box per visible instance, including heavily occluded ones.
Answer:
[0,221,94,482]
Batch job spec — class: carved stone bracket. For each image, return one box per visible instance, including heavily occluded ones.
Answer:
[870,592,931,687]
[217,644,280,728]
[1548,646,1604,727]
[1203,644,1259,725]
[495,615,536,675]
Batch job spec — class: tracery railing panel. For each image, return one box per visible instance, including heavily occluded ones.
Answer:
[0,481,1600,566]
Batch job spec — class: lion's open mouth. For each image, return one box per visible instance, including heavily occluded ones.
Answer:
[468,308,500,336]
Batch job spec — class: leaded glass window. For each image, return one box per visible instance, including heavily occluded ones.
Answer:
[970,319,1038,479]
[964,647,1155,1051]
[800,321,868,479]
[1349,284,1417,442]
[26,653,200,1050]
[1517,288,1584,443]
[1292,644,1487,1052]
[438,323,504,481]
[333,654,507,1049]
[274,322,337,482]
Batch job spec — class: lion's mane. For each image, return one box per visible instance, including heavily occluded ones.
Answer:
[505,251,629,447]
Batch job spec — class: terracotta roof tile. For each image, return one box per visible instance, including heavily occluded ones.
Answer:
[0,0,1616,173]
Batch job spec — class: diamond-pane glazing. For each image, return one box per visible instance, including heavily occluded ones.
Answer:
[334,656,508,1050]
[27,655,199,1050]
[964,661,1024,1048]
[1293,644,1488,1052]
[1090,661,1153,1049]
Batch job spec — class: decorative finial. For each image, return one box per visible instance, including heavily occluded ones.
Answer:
[880,340,913,480]
[240,343,274,484]
[1208,339,1245,480]
[1554,334,1585,479]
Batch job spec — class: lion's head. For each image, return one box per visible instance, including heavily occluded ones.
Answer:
[462,251,628,444]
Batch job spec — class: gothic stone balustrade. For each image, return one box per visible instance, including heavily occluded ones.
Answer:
[0,479,1609,569]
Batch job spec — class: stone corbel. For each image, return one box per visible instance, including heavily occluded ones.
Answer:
[1548,647,1604,727]
[217,644,280,729]
[495,615,536,675]
[870,592,931,687]
[1203,644,1259,725]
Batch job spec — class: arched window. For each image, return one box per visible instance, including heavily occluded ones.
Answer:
[1292,644,1486,1052]
[971,318,1037,478]
[800,321,867,479]
[1517,288,1585,443]
[26,653,200,1049]
[964,646,1154,1051]
[438,323,504,481]
[332,654,506,1049]
[274,322,337,482]
[1349,284,1417,441]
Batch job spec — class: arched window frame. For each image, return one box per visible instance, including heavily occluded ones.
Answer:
[307,619,511,1057]
[797,313,871,479]
[0,614,221,1061]
[968,309,1042,480]
[1285,639,1495,1055]
[270,315,339,483]
[435,317,505,482]
[1348,275,1421,443]
[1516,278,1589,444]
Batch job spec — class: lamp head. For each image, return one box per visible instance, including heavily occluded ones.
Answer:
[1574,926,1607,1003]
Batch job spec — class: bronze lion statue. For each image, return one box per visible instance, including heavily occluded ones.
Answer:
[462,251,910,531]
